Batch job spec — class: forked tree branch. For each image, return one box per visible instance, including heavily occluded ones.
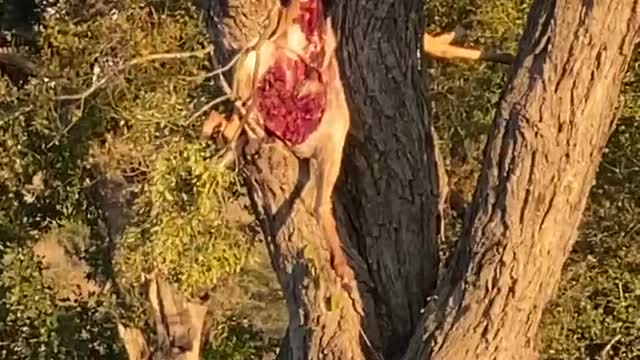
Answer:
[405,1,640,358]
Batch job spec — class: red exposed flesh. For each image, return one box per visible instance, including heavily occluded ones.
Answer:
[257,58,325,145]
[256,0,328,146]
[298,0,323,38]
[299,0,325,67]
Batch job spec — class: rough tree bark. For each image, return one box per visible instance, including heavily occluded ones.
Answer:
[404,1,640,359]
[201,0,442,359]
[201,0,639,359]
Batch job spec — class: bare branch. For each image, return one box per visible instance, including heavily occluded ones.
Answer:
[55,46,214,101]
[601,335,622,360]
[186,94,231,125]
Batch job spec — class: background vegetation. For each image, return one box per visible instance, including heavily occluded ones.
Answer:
[0,0,638,359]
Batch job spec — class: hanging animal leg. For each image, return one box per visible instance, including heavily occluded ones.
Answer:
[310,120,354,285]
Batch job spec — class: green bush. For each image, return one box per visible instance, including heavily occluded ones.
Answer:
[202,316,279,360]
[1,0,252,355]
[0,244,122,359]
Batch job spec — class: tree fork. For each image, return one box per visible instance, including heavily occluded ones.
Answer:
[404,1,640,359]
[200,0,443,358]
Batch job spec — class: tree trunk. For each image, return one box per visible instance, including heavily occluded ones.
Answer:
[200,0,443,358]
[332,4,443,357]
[201,0,639,358]
[404,1,640,359]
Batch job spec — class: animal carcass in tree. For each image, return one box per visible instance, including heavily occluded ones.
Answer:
[202,0,355,285]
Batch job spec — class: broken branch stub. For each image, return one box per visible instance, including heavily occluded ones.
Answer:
[424,26,515,64]
[117,275,209,360]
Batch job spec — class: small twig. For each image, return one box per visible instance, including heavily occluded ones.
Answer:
[218,72,234,96]
[600,334,622,360]
[55,46,214,101]
[46,43,251,147]
[359,327,383,360]
[183,49,248,83]
[186,94,231,125]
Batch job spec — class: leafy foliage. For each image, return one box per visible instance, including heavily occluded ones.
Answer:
[202,317,279,360]
[1,0,255,356]
[0,244,122,359]
[115,141,248,298]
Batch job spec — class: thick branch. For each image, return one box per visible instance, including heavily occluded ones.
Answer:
[405,1,640,359]
[333,1,443,356]
[244,142,378,360]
